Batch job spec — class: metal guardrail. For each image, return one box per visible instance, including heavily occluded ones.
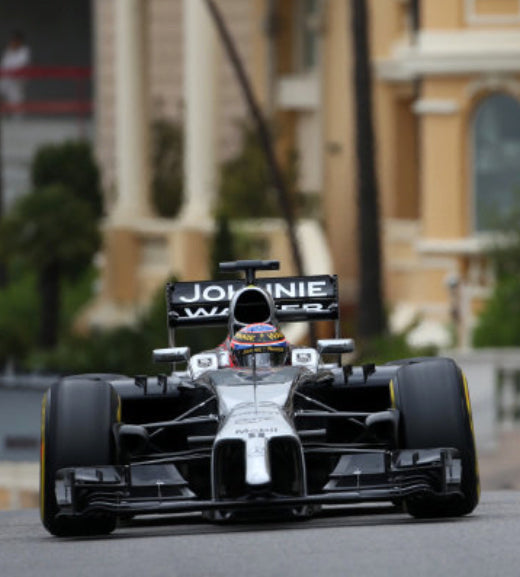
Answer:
[0,372,59,463]
[0,373,59,391]
[496,367,520,429]
[448,349,520,452]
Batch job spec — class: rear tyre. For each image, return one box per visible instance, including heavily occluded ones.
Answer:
[385,356,449,366]
[40,377,120,536]
[392,358,479,518]
[64,373,128,382]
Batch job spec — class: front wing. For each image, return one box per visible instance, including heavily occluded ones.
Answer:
[54,448,462,518]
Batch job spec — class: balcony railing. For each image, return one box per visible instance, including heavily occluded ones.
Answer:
[0,66,92,116]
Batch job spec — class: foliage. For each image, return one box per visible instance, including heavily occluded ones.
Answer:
[0,269,39,365]
[294,191,322,220]
[472,208,520,347]
[0,184,101,349]
[0,140,105,359]
[28,328,151,377]
[347,313,438,365]
[210,215,238,279]
[31,140,103,217]
[355,330,438,366]
[0,264,96,367]
[216,123,297,220]
[28,281,227,376]
[0,185,101,278]
[151,118,184,217]
[486,232,520,281]
[214,122,305,267]
[473,275,520,347]
[61,266,99,335]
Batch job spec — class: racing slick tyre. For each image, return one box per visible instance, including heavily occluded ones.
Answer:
[40,377,120,536]
[391,358,480,518]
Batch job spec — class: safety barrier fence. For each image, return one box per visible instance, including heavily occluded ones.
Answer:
[447,349,520,451]
[0,374,56,510]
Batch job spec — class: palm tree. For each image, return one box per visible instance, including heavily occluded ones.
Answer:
[0,185,100,348]
[204,0,304,277]
[351,0,386,338]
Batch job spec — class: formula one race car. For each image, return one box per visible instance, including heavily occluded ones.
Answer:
[40,260,479,536]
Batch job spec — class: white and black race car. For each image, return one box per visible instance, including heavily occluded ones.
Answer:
[40,260,479,536]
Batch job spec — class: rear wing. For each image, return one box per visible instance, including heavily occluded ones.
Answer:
[166,274,339,329]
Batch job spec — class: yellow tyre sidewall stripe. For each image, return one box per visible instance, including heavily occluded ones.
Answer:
[462,371,481,499]
[389,379,396,409]
[390,372,480,500]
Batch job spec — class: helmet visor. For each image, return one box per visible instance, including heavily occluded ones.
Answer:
[235,346,287,368]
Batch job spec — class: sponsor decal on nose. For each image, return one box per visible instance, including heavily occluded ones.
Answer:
[245,437,271,486]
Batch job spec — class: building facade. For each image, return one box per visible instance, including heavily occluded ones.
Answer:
[91,0,520,346]
[373,0,520,346]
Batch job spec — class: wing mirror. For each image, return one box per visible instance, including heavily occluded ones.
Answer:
[153,347,190,364]
[317,339,355,356]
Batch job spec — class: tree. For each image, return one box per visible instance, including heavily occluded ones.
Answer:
[351,0,386,338]
[210,215,237,279]
[473,209,520,346]
[0,185,100,349]
[28,279,226,375]
[216,123,286,220]
[473,275,520,347]
[204,0,304,277]
[151,117,184,217]
[31,140,104,218]
[0,269,39,366]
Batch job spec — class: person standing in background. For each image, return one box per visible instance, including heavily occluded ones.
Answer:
[0,31,31,112]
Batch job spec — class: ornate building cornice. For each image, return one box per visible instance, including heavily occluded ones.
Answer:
[377,30,520,81]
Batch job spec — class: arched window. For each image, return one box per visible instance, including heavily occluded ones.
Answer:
[473,93,520,231]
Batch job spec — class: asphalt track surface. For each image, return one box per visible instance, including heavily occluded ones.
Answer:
[1,492,519,577]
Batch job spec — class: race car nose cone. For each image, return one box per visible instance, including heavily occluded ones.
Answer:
[245,437,271,487]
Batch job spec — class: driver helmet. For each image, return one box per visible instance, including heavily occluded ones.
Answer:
[230,323,288,368]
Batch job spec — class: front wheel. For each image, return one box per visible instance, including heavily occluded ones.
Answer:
[392,358,480,518]
[40,377,120,536]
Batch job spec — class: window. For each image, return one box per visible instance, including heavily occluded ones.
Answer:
[294,0,322,73]
[473,93,520,231]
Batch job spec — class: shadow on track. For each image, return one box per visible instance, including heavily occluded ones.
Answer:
[39,503,476,543]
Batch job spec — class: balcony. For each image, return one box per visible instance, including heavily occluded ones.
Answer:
[0,66,93,208]
[276,73,321,111]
